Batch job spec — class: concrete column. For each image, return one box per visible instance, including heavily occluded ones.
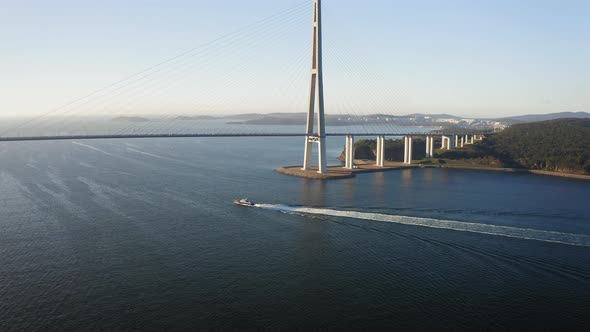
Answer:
[375,135,385,167]
[404,136,408,164]
[460,136,465,148]
[381,136,385,166]
[376,136,381,166]
[440,136,448,150]
[455,135,459,148]
[379,136,385,167]
[425,136,430,157]
[404,136,410,164]
[347,136,354,169]
[405,136,413,164]
[302,139,313,170]
[470,135,475,144]
[429,136,434,157]
[345,136,350,169]
[440,136,445,149]
[409,136,413,164]
[347,135,355,169]
[344,136,350,169]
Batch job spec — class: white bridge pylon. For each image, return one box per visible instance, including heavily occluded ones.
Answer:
[302,0,327,173]
[299,0,485,173]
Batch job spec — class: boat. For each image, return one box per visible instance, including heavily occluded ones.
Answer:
[233,198,255,207]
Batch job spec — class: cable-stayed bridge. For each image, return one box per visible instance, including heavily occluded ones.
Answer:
[0,0,485,174]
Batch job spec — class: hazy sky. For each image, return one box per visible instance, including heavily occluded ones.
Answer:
[1,0,589,118]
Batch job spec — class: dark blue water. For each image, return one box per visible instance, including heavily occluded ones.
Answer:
[1,137,590,330]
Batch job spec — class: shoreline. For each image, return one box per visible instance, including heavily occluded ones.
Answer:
[276,160,590,181]
[275,161,419,180]
[443,165,590,181]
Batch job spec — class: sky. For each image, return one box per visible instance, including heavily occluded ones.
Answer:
[1,0,589,118]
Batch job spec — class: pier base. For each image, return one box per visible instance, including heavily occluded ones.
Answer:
[277,160,421,180]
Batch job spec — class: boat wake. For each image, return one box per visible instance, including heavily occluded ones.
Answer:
[255,204,590,247]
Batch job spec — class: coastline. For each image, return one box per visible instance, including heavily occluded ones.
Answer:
[275,161,418,180]
[276,159,590,181]
[443,165,590,181]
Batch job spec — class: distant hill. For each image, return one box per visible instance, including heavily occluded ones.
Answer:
[176,115,219,120]
[499,112,590,124]
[438,118,590,174]
[223,113,305,120]
[224,112,478,127]
[408,113,463,120]
[112,116,149,122]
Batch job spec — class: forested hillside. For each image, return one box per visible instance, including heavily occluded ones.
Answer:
[478,118,590,174]
[345,119,590,175]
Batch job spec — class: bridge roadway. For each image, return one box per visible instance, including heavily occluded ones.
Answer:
[0,132,491,143]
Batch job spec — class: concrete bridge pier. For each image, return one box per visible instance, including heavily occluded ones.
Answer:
[425,136,434,158]
[455,135,459,148]
[460,136,465,148]
[404,136,413,164]
[376,135,385,167]
[344,135,355,169]
[470,135,475,144]
[429,136,434,157]
[441,136,453,150]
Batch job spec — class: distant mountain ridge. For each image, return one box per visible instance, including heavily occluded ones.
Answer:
[498,112,590,123]
[110,111,588,131]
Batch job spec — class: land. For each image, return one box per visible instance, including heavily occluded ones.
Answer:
[278,118,590,181]
[176,115,219,120]
[226,111,590,131]
[354,118,590,179]
[227,113,504,130]
[434,118,590,176]
[111,111,590,131]
[499,111,590,124]
[276,161,420,180]
[112,116,149,122]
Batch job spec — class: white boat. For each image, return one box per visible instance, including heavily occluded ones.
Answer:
[233,198,255,207]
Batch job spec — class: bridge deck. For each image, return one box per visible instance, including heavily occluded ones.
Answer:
[0,133,491,143]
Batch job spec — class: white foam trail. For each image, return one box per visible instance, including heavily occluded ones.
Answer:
[256,204,590,247]
[79,162,94,168]
[72,142,115,157]
[126,148,168,160]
